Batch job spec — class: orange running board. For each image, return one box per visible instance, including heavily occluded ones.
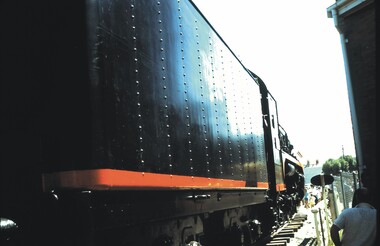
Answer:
[41,169,261,191]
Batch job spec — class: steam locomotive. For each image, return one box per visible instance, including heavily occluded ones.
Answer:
[0,0,304,245]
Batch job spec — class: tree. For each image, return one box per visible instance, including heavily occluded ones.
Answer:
[345,155,357,172]
[321,155,357,175]
[331,161,341,175]
[322,159,333,175]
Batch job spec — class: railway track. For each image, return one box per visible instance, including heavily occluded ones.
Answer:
[254,211,317,246]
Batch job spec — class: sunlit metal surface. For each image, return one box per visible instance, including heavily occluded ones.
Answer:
[80,0,267,186]
[0,218,18,230]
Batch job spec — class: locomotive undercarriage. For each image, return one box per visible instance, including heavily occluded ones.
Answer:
[3,187,301,246]
[95,200,273,246]
[97,192,298,246]
[15,189,279,246]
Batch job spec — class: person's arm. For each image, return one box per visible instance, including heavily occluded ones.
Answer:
[330,224,342,246]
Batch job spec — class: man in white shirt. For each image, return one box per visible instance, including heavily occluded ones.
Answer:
[330,187,376,246]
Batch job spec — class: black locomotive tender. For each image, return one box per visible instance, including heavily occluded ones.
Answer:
[0,0,305,245]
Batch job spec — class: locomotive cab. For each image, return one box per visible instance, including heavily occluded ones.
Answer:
[250,70,305,227]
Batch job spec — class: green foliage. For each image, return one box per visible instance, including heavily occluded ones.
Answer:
[322,155,357,175]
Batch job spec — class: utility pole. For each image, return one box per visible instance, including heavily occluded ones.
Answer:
[342,145,345,158]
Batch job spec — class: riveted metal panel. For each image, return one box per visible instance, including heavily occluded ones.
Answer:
[85,0,268,186]
[20,0,268,188]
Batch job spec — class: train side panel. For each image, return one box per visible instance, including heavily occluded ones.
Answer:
[0,0,303,245]
[30,0,270,190]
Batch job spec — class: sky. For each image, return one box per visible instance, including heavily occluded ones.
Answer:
[191,0,356,164]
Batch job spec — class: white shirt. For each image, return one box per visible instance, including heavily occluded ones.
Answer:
[333,202,377,246]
